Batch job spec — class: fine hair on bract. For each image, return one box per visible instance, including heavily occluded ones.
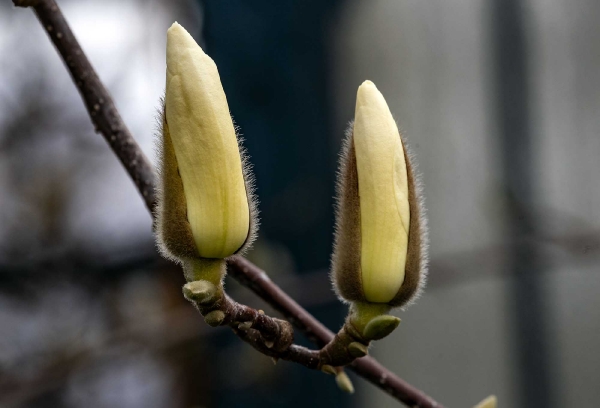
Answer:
[153,98,259,265]
[330,121,429,309]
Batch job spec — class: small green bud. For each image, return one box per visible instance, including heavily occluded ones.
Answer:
[204,310,226,327]
[335,371,355,394]
[362,315,401,341]
[182,279,218,305]
[341,298,401,342]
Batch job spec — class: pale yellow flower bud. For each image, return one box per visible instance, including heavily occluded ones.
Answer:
[354,80,410,303]
[164,22,250,259]
[331,80,427,311]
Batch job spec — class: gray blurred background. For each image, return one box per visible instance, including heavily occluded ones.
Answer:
[1,0,600,407]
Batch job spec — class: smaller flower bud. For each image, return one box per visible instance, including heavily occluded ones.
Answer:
[362,315,401,341]
[331,80,428,310]
[155,23,258,284]
[335,371,355,394]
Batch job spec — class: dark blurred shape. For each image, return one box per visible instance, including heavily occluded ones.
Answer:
[490,1,555,407]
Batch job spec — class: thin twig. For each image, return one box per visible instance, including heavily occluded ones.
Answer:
[12,1,444,406]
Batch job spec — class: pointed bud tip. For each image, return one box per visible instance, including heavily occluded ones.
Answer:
[359,79,376,90]
[168,21,182,31]
[167,21,192,40]
[167,21,206,62]
[356,80,384,108]
[167,21,189,42]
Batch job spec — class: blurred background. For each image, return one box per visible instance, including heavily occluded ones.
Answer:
[1,0,600,407]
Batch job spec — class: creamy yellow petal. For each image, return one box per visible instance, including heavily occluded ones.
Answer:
[472,395,497,408]
[166,22,249,258]
[354,80,410,303]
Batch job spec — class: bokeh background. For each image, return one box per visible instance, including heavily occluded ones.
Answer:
[2,0,600,407]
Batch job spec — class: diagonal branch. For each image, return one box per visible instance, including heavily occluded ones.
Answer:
[12,1,444,407]
[12,0,156,214]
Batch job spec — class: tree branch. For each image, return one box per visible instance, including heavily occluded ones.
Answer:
[12,1,444,407]
[13,0,156,213]
[228,256,442,406]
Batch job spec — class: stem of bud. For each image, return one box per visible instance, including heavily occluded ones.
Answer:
[183,258,225,285]
[350,302,391,333]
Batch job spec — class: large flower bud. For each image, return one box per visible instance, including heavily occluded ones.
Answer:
[155,23,257,283]
[331,80,427,309]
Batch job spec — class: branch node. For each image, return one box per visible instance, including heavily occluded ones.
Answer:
[271,320,294,353]
[238,321,252,331]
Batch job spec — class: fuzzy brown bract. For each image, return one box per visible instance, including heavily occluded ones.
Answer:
[155,107,199,263]
[388,135,428,308]
[234,130,260,257]
[331,126,364,303]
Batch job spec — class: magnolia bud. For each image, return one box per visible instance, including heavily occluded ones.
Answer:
[155,23,257,283]
[331,80,427,309]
